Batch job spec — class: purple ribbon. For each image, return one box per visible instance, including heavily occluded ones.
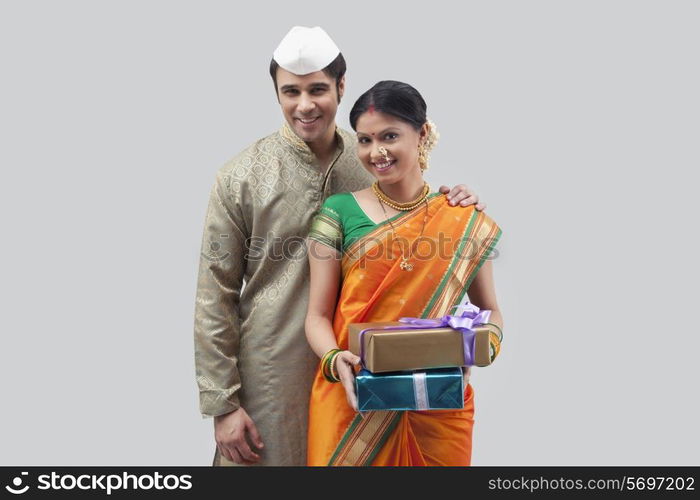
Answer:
[357,303,491,366]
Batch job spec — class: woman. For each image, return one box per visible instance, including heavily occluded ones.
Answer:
[305,81,502,466]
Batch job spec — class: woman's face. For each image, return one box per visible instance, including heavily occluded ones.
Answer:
[355,110,426,184]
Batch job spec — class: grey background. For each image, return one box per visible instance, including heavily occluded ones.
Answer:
[1,0,698,465]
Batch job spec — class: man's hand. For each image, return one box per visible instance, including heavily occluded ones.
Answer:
[439,184,486,211]
[214,407,264,465]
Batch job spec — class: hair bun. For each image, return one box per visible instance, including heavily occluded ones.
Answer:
[424,118,439,153]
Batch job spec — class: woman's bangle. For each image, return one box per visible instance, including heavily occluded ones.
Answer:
[321,349,334,380]
[328,352,341,382]
[484,322,503,342]
[321,348,339,366]
[321,348,342,383]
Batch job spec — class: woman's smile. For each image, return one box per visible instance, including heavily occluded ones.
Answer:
[372,159,396,172]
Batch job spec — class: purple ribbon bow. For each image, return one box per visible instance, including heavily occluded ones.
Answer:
[357,303,491,366]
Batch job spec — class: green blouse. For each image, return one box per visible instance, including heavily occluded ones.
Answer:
[308,192,441,253]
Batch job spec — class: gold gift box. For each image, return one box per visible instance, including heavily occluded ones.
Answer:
[348,322,499,373]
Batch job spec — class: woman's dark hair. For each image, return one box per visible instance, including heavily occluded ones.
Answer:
[349,80,427,131]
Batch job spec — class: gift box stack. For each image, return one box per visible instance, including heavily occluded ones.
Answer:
[348,304,502,412]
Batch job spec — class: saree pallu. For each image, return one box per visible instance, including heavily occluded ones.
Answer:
[307,195,501,466]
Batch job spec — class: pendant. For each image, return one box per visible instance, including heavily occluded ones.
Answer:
[400,258,414,272]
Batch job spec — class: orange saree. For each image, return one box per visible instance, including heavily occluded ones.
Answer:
[307,194,501,466]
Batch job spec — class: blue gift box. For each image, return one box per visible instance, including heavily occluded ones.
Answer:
[355,367,464,412]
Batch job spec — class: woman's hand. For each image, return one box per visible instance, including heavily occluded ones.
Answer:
[335,350,361,411]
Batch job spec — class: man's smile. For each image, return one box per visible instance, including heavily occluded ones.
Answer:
[296,116,321,125]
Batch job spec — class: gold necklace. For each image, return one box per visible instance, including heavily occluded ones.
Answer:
[372,181,430,211]
[378,195,429,272]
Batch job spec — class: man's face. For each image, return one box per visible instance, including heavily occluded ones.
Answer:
[275,68,344,145]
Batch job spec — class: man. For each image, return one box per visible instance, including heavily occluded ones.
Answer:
[194,26,484,466]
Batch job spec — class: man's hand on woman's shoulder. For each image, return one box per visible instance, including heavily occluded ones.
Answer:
[438,184,486,211]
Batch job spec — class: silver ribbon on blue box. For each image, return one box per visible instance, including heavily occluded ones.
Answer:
[355,367,464,412]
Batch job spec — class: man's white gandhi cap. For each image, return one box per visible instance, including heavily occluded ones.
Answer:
[273,26,340,76]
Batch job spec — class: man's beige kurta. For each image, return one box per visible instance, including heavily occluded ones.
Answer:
[194,124,373,466]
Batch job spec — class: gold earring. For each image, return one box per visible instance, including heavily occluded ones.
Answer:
[418,143,429,171]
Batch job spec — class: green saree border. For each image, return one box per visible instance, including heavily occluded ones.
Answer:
[327,411,402,466]
[421,209,478,317]
[327,415,362,465]
[455,226,502,307]
[342,193,443,259]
